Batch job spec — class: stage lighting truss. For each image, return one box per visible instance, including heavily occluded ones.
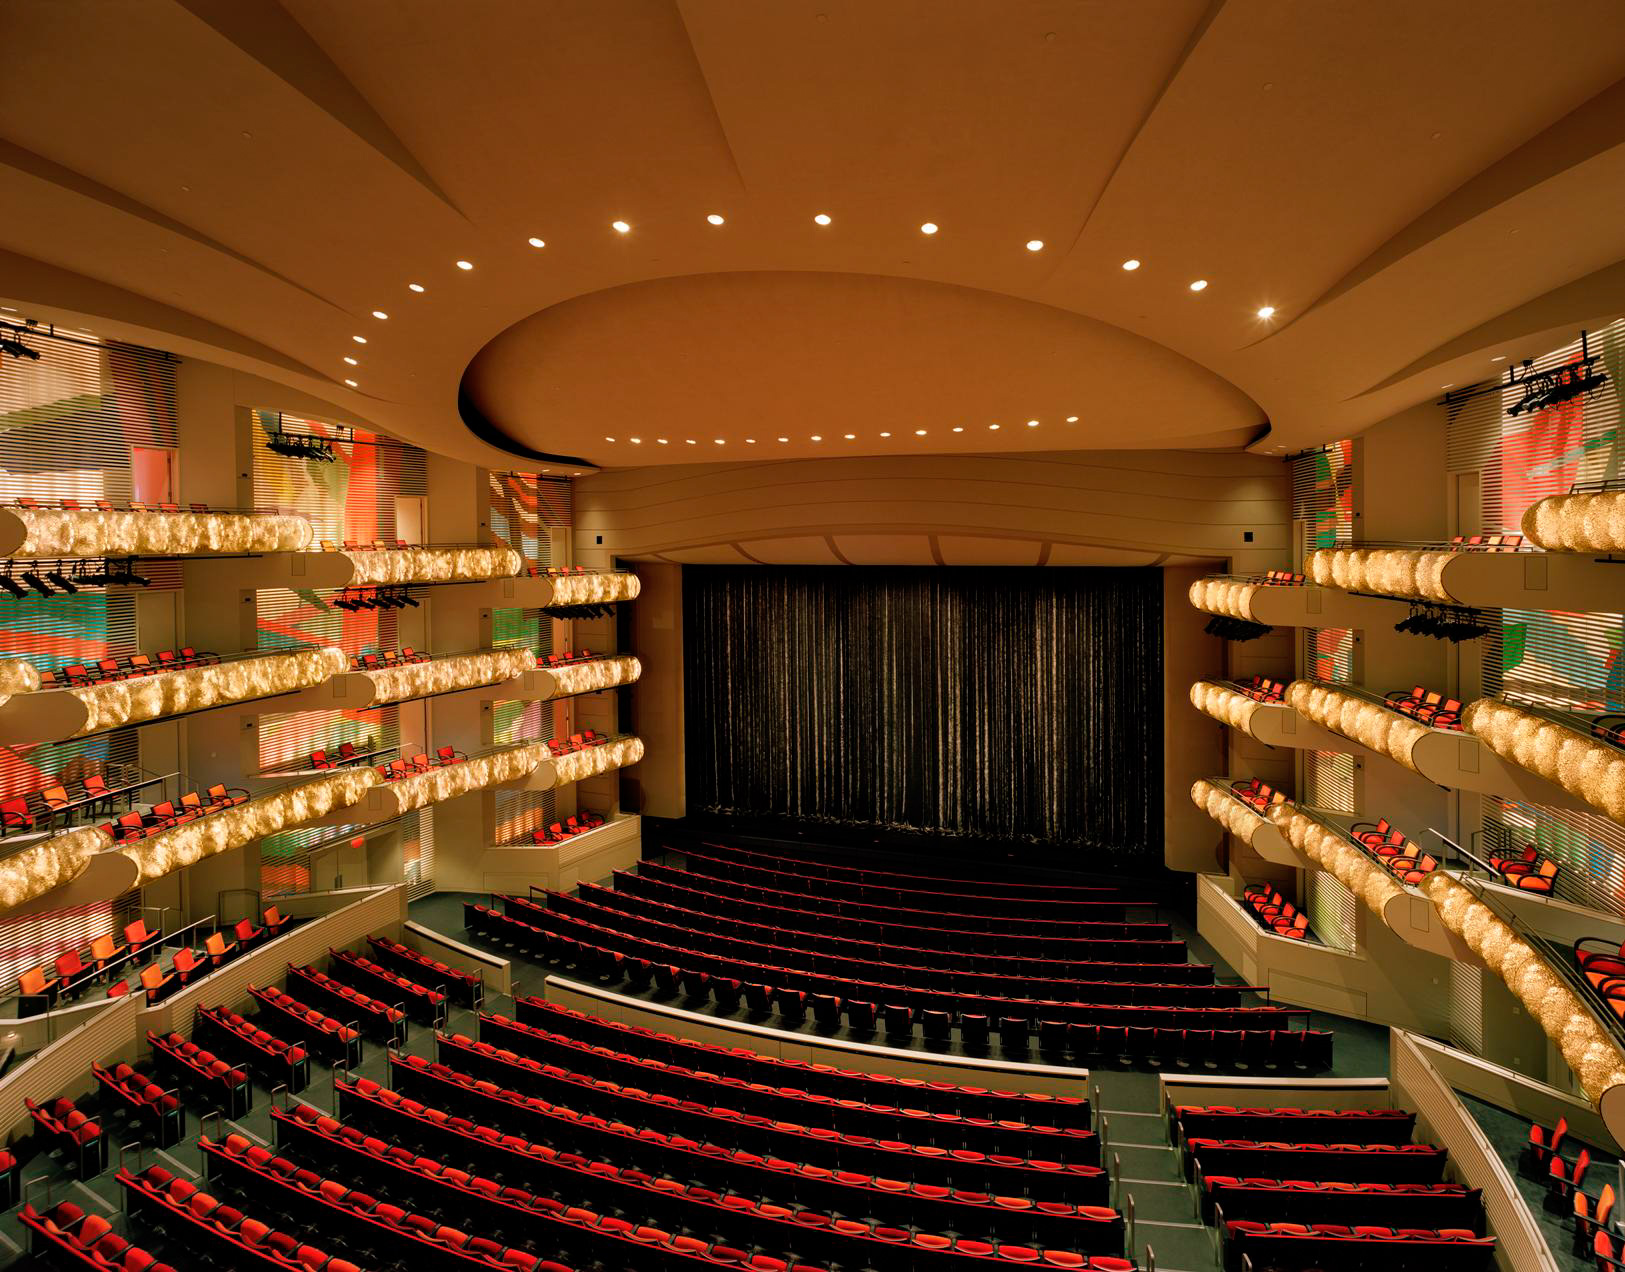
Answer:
[0,556,151,598]
[1394,601,1492,643]
[1203,614,1274,642]
[264,426,336,463]
[542,602,618,621]
[1506,329,1609,418]
[333,584,419,612]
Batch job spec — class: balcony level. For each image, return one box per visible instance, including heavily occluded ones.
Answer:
[1307,540,1625,612]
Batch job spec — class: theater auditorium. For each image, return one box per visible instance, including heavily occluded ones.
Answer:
[0,5,1623,1271]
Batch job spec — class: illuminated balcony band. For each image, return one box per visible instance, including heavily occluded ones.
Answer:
[1464,698,1625,825]
[0,658,41,706]
[1308,547,1453,602]
[0,823,111,912]
[548,734,646,785]
[1286,680,1429,774]
[355,648,537,707]
[0,505,313,558]
[543,570,642,606]
[540,654,643,699]
[1269,803,1405,916]
[1187,576,1260,620]
[387,742,551,814]
[1189,680,1265,735]
[342,544,522,586]
[1523,489,1625,553]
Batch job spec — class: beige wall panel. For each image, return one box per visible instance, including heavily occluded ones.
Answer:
[737,536,845,565]
[832,535,938,565]
[935,537,1045,566]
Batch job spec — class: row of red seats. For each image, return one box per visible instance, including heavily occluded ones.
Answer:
[1234,676,1286,703]
[3,778,246,841]
[1229,777,1288,813]
[25,1094,103,1176]
[349,647,429,670]
[104,782,249,844]
[539,648,597,666]
[624,863,1183,959]
[1186,1138,1448,1183]
[1577,941,1625,1024]
[122,910,278,1007]
[1384,686,1465,729]
[249,985,362,1067]
[308,741,390,769]
[1523,1115,1621,1266]
[677,846,1142,920]
[504,995,1093,1128]
[588,875,1194,984]
[148,1028,251,1117]
[1174,1104,1416,1144]
[329,945,447,1025]
[369,933,483,1006]
[1201,1177,1483,1229]
[689,841,1118,900]
[1240,885,1310,940]
[7,496,216,513]
[527,564,597,576]
[1351,819,1440,885]
[1487,843,1559,893]
[22,1201,180,1272]
[541,887,1237,1004]
[382,1056,1106,1204]
[545,729,609,755]
[288,962,407,1046]
[316,537,414,551]
[530,811,605,844]
[274,1101,1125,1266]
[439,1029,1098,1164]
[378,745,468,780]
[196,1003,310,1093]
[51,646,217,688]
[91,1060,184,1147]
[1224,1221,1493,1270]
[1449,533,1523,551]
[117,1164,359,1271]
[1259,569,1305,584]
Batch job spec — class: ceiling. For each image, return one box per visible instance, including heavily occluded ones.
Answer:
[3,0,1625,470]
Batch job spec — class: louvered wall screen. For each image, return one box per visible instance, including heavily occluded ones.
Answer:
[1292,444,1357,807]
[1306,750,1356,814]
[1308,873,1358,953]
[1445,321,1625,918]
[1448,959,1486,1053]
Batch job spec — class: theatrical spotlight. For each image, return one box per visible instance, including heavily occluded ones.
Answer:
[46,569,78,594]
[399,591,420,608]
[264,429,337,463]
[0,572,27,599]
[21,570,55,597]
[1394,603,1490,643]
[104,559,150,587]
[0,328,41,361]
[1203,615,1273,642]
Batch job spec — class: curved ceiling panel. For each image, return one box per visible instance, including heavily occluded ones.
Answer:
[462,271,1265,464]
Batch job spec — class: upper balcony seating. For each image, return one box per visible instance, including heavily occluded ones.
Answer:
[531,811,608,843]
[541,648,598,666]
[1350,818,1439,885]
[117,1163,361,1272]
[1487,843,1560,893]
[148,1028,251,1118]
[533,888,1236,1006]
[1260,570,1306,585]
[1229,778,1288,814]
[1594,715,1625,748]
[20,1201,181,1272]
[383,1053,1110,1206]
[26,1094,104,1176]
[52,646,219,689]
[583,876,1193,983]
[349,647,431,670]
[91,1060,184,1147]
[327,945,447,1027]
[195,1003,310,1093]
[101,780,249,843]
[504,995,1092,1128]
[1,766,182,837]
[368,934,484,1007]
[1574,938,1625,1022]
[378,744,466,780]
[1234,676,1287,703]
[620,864,1181,959]
[1383,686,1465,730]
[1448,533,1525,551]
[1240,885,1311,940]
[436,1028,1098,1164]
[545,729,608,755]
[309,741,391,770]
[688,842,1120,900]
[675,846,1143,920]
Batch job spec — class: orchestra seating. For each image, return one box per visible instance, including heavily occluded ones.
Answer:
[1174,1103,1494,1270]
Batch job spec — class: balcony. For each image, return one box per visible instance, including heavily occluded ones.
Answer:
[1308,537,1625,613]
[0,647,347,745]
[184,541,524,591]
[1190,777,1298,865]
[1187,572,1393,628]
[1189,678,1343,750]
[1463,697,1625,827]
[0,499,313,559]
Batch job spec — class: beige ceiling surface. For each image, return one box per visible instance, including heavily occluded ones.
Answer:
[2,0,1624,468]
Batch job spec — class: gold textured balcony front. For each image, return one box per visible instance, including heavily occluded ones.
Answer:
[1523,490,1625,553]
[1308,542,1625,614]
[348,649,537,708]
[1190,778,1298,865]
[538,654,642,699]
[544,571,642,606]
[185,542,525,592]
[1286,681,1430,774]
[1464,698,1625,826]
[546,735,646,786]
[1187,574,1394,629]
[0,505,314,559]
[0,648,348,745]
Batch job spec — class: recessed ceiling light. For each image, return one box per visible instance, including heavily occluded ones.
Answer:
[814,213,832,226]
[844,433,856,439]
[343,356,358,366]
[1441,384,1454,389]
[1025,240,1044,252]
[344,379,357,387]
[989,423,1001,431]
[686,439,698,445]
[1189,279,1208,292]
[1027,419,1039,428]
[1122,259,1141,271]
[811,435,823,442]
[920,222,938,235]
[604,436,616,442]
[527,237,546,248]
[952,427,964,433]
[352,335,367,344]
[408,283,425,292]
[714,438,725,445]
[372,310,389,320]
[1491,355,1506,362]
[746,438,756,444]
[706,214,725,226]
[915,429,927,436]
[630,437,642,444]
[880,431,892,438]
[657,438,668,444]
[612,220,631,234]
[455,260,473,270]
[1256,305,1276,319]
[1066,415,1078,422]
[778,436,789,442]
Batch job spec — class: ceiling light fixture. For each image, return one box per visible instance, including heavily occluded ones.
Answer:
[814,213,832,226]
[989,423,1001,431]
[455,260,473,270]
[778,436,789,442]
[630,437,642,444]
[1025,240,1044,252]
[657,438,668,444]
[1122,259,1141,271]
[844,433,855,439]
[1027,419,1039,428]
[1491,355,1506,362]
[343,356,358,366]
[1256,305,1276,319]
[604,436,616,442]
[915,429,927,436]
[408,283,425,293]
[1066,415,1078,422]
[686,439,697,445]
[714,439,725,445]
[612,220,631,234]
[371,310,389,320]
[344,379,357,387]
[746,438,756,444]
[811,435,823,442]
[1189,279,1208,292]
[706,214,725,226]
[952,427,963,433]
[528,237,546,248]
[352,335,367,344]
[879,431,892,438]
[920,222,938,235]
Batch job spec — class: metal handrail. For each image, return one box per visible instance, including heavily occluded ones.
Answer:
[1307,536,1538,554]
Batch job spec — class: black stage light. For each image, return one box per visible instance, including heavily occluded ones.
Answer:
[0,573,27,599]
[47,570,78,594]
[21,570,55,597]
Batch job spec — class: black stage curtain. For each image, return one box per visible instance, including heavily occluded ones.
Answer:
[683,566,1162,864]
